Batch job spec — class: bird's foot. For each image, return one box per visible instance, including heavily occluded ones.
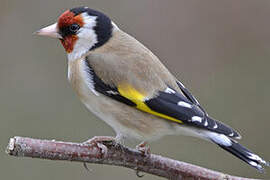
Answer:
[83,136,116,157]
[82,162,93,172]
[82,136,116,172]
[134,141,150,178]
[136,141,150,157]
[83,136,116,144]
[135,167,145,178]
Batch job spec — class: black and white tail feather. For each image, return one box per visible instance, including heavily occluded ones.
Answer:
[209,133,270,172]
[146,81,269,172]
[176,81,270,172]
[177,81,269,172]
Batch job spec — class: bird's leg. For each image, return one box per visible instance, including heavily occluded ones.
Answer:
[82,161,93,172]
[114,134,127,152]
[83,136,116,157]
[134,141,150,178]
[82,136,116,171]
[136,141,151,156]
[115,133,125,144]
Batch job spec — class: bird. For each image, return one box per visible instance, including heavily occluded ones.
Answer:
[35,6,269,172]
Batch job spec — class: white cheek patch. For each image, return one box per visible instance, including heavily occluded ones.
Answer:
[68,13,98,61]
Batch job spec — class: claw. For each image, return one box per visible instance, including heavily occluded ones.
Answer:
[83,136,116,145]
[136,169,144,178]
[83,162,92,172]
[96,142,108,157]
[83,136,116,158]
[134,141,150,178]
[136,141,150,156]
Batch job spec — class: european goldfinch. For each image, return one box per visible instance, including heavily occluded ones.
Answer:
[36,6,269,172]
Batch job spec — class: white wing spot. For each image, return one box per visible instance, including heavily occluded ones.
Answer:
[192,116,203,123]
[106,90,118,95]
[229,132,234,137]
[204,120,208,126]
[164,87,176,94]
[178,101,192,108]
[213,122,218,129]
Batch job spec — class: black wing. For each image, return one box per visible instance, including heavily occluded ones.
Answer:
[85,57,240,138]
[145,84,241,139]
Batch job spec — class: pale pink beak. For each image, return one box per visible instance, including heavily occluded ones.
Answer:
[35,23,62,39]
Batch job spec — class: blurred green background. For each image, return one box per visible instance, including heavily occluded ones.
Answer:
[1,0,269,179]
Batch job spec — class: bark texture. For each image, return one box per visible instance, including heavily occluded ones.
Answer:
[6,136,259,180]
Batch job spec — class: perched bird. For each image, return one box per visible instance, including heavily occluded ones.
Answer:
[36,6,269,172]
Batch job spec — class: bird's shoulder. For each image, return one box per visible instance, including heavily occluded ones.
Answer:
[85,29,180,96]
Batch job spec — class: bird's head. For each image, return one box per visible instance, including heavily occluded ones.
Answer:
[36,7,114,60]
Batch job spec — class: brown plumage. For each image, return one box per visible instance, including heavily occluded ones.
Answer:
[36,6,269,172]
[85,29,180,96]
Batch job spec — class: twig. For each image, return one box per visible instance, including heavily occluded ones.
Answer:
[6,136,259,180]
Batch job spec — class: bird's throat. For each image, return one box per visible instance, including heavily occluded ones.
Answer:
[60,35,78,53]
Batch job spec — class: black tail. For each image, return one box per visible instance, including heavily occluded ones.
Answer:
[216,140,269,172]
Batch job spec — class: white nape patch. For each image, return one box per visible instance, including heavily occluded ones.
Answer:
[191,116,202,123]
[68,13,98,61]
[82,60,99,96]
[206,132,232,146]
[164,87,176,94]
[177,101,192,108]
[213,122,218,129]
[204,120,208,126]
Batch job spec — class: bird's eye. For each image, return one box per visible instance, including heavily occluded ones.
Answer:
[69,24,80,33]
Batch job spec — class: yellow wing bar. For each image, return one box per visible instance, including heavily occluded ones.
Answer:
[118,84,183,124]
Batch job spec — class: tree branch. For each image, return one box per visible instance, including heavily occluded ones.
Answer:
[6,136,258,180]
